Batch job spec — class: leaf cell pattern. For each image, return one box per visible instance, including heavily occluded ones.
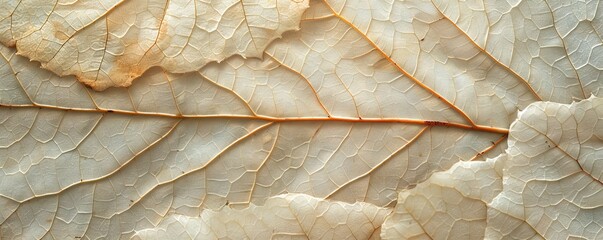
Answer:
[0,0,602,239]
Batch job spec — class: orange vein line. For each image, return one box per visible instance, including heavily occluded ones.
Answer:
[543,1,586,99]
[137,0,171,65]
[321,0,477,126]
[0,104,509,134]
[470,134,507,161]
[231,124,281,206]
[429,0,543,101]
[42,0,128,63]
[324,126,429,199]
[264,53,332,117]
[110,122,275,218]
[0,119,182,203]
[95,17,109,81]
[239,0,260,52]
[1,52,35,104]
[519,118,603,186]
[163,71,184,115]
[197,71,258,116]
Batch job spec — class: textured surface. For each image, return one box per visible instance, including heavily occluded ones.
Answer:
[0,0,602,239]
[0,0,309,90]
[381,155,505,239]
[488,96,603,239]
[132,194,390,239]
[381,96,603,239]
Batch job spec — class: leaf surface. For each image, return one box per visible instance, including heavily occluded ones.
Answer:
[381,96,603,239]
[0,0,602,239]
[131,193,390,239]
[0,0,309,90]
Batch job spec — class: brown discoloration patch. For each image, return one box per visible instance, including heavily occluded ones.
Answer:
[50,20,70,41]
[75,54,150,91]
[81,44,161,91]
[75,75,101,91]
[5,40,16,48]
[424,120,449,126]
[157,16,170,43]
[117,58,145,82]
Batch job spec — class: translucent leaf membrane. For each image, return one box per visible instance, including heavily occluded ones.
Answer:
[0,0,309,90]
[381,96,603,239]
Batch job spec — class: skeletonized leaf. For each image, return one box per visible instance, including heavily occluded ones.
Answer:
[0,0,309,90]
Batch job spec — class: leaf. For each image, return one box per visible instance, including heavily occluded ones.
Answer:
[0,0,309,90]
[0,0,602,238]
[381,155,505,239]
[381,96,603,239]
[0,43,508,238]
[131,193,390,239]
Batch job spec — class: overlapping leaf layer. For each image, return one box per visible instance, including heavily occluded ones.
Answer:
[0,0,602,239]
